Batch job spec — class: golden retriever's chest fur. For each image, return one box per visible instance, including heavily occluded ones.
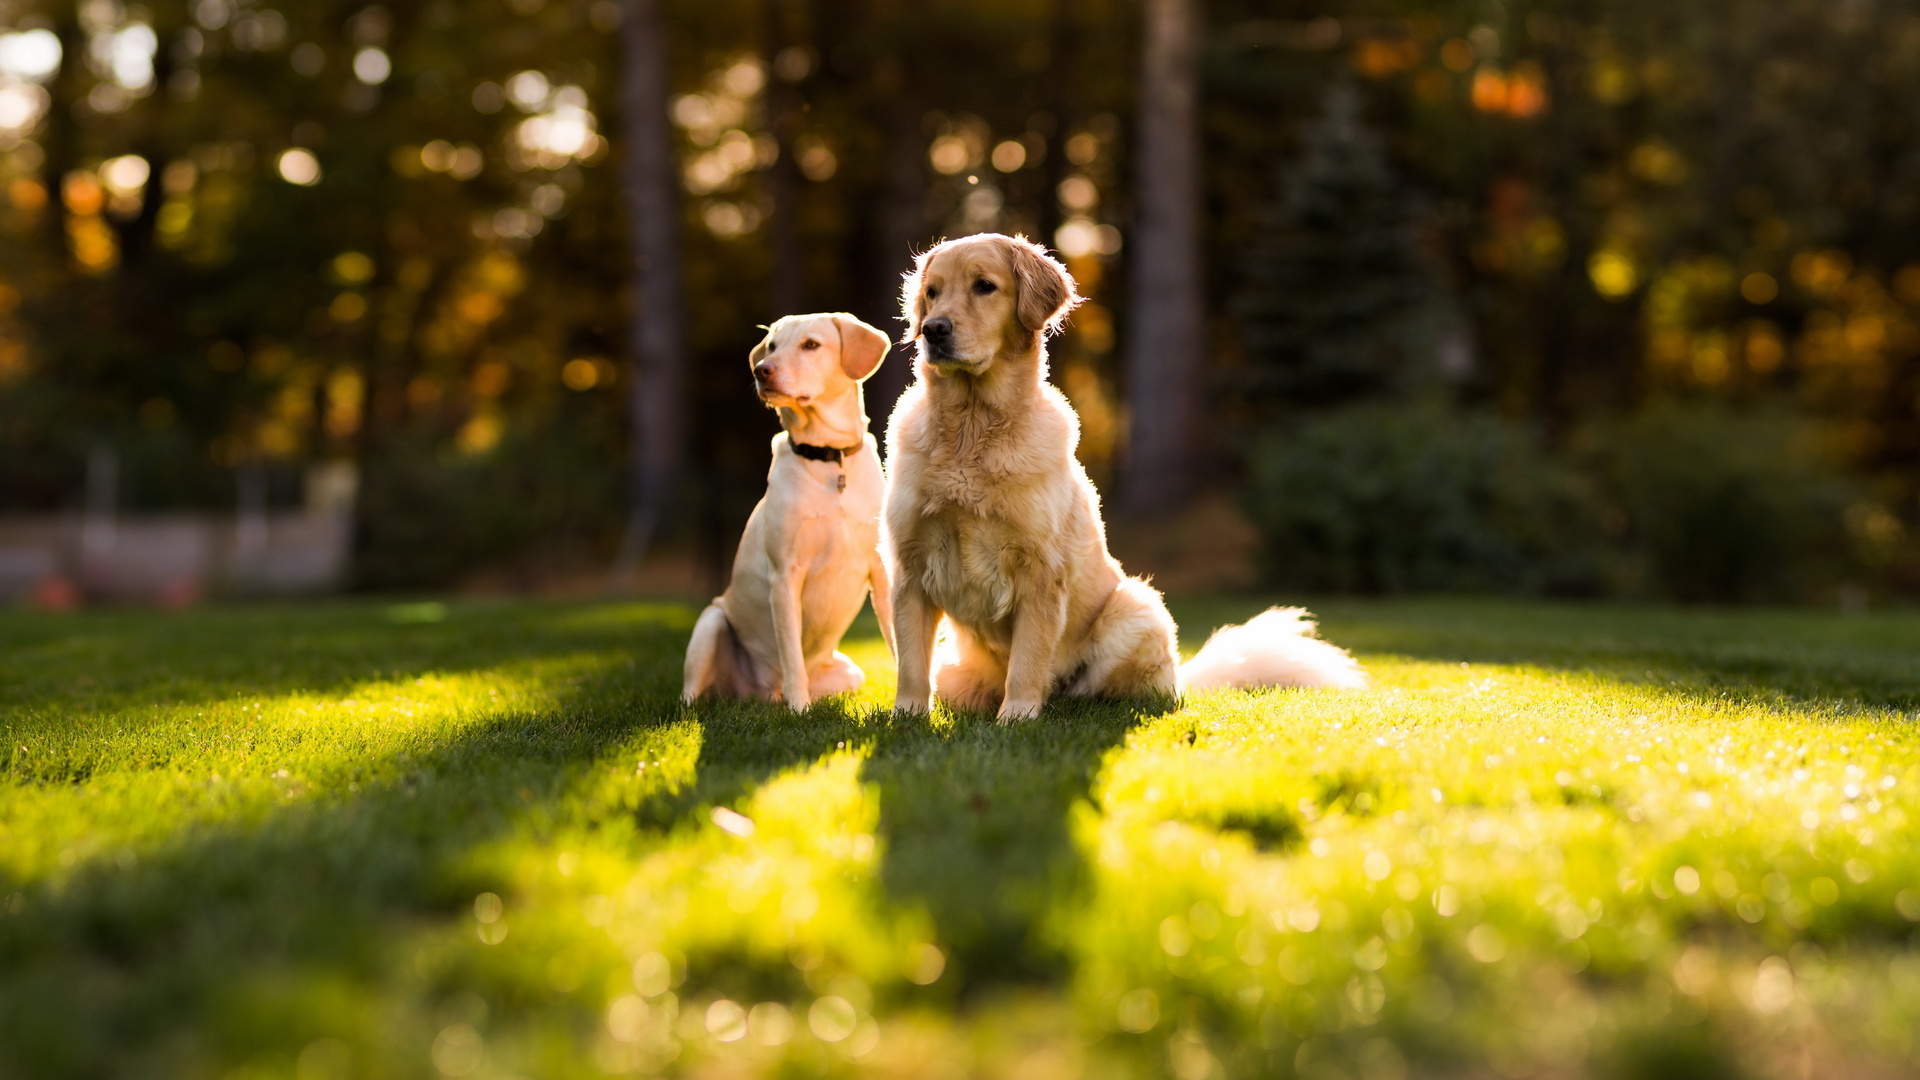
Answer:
[888,381,1087,636]
[905,394,1038,517]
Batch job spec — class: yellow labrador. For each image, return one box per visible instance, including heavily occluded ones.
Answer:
[883,234,1364,721]
[683,313,896,709]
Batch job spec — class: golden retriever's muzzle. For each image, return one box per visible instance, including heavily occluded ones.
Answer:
[921,316,966,364]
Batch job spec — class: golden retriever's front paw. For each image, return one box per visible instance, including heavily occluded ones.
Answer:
[996,699,1042,723]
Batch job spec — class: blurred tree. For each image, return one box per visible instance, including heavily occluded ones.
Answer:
[614,0,689,578]
[1124,0,1202,518]
[1233,80,1439,409]
[1,0,1915,594]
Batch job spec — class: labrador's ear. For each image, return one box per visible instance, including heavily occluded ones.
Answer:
[832,314,891,381]
[748,335,771,369]
[1004,235,1081,334]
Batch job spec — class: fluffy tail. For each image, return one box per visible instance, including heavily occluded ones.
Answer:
[1178,607,1367,693]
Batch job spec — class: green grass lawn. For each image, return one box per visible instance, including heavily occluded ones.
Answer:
[2,597,1918,1080]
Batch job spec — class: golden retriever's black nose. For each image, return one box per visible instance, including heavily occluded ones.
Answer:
[923,316,953,341]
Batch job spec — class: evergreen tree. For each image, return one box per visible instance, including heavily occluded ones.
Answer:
[1234,81,1438,410]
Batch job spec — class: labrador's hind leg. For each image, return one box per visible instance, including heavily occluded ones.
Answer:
[808,651,865,700]
[683,603,736,702]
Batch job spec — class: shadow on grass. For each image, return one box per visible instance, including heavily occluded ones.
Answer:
[860,697,1169,990]
[0,598,699,730]
[0,599,739,1075]
[14,594,1907,1075]
[0,598,1158,1075]
[0,669,683,1076]
[644,691,1167,994]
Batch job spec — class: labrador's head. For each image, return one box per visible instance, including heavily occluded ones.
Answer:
[901,233,1080,375]
[749,312,891,408]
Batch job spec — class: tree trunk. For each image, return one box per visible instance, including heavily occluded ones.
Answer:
[613,0,687,583]
[864,71,927,447]
[765,0,806,316]
[1123,0,1203,518]
[1036,0,1076,248]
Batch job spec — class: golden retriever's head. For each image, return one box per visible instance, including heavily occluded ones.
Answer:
[900,233,1081,375]
[748,312,890,408]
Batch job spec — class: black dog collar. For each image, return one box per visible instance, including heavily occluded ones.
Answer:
[788,435,860,464]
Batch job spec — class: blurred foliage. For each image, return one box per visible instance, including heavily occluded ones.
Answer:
[1233,80,1449,410]
[1245,403,1610,596]
[1601,403,1857,603]
[354,425,619,589]
[1246,401,1871,602]
[2,0,1919,589]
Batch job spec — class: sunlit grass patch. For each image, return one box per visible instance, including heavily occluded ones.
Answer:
[1065,644,1920,1078]
[0,598,1916,1078]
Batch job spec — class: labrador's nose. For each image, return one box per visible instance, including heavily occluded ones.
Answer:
[923,316,953,341]
[753,362,774,383]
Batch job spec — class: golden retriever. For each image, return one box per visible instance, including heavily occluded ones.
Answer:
[882,234,1364,721]
[683,313,896,709]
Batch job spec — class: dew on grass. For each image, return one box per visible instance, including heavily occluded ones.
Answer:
[1168,1029,1219,1080]
[907,942,946,984]
[1382,905,1415,940]
[430,1024,484,1076]
[808,996,856,1041]
[1811,877,1840,906]
[1236,925,1267,965]
[1363,851,1393,881]
[748,1002,794,1045]
[1353,936,1389,971]
[1116,987,1160,1032]
[1159,915,1192,957]
[1673,866,1701,895]
[606,995,650,1041]
[1345,972,1386,1019]
[1467,924,1507,963]
[632,952,672,996]
[473,892,503,923]
[705,999,747,1041]
[1750,956,1795,1013]
[1189,901,1221,939]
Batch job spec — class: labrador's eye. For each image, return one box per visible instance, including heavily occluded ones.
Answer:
[801,338,820,350]
[973,279,997,295]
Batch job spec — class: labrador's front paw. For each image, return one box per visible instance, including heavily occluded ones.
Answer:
[893,693,931,716]
[780,683,812,712]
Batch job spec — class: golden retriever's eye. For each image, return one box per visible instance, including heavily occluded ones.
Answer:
[972,279,997,296]
[926,286,940,300]
[801,338,820,350]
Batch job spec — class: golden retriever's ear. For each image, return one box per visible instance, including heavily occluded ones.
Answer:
[831,314,890,381]
[1005,235,1081,334]
[898,247,933,344]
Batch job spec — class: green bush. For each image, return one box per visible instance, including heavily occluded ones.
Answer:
[353,425,619,590]
[1244,401,1871,602]
[1599,403,1856,602]
[1244,404,1610,595]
